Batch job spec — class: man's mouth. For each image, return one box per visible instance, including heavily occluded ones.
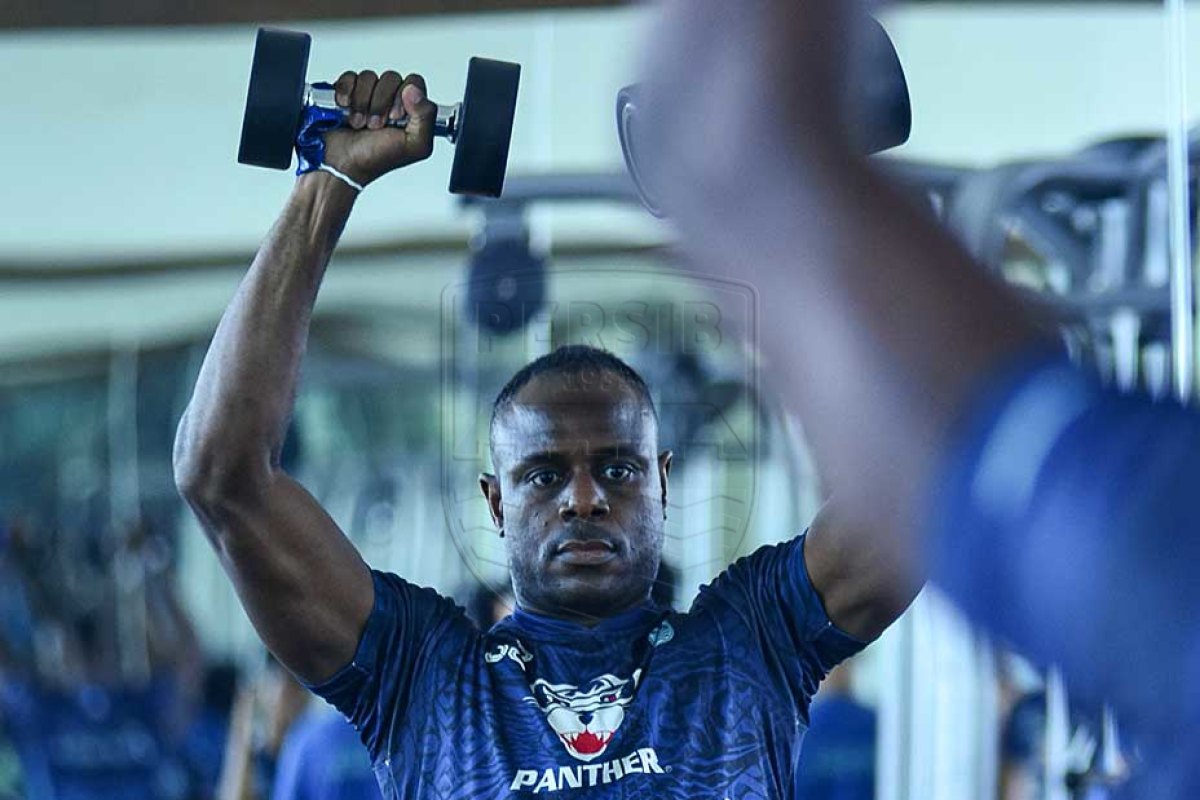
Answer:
[554,539,618,566]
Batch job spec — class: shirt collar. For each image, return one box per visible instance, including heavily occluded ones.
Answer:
[511,599,665,638]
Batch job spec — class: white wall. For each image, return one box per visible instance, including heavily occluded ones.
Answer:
[2,3,1199,271]
[886,3,1200,164]
[0,9,648,265]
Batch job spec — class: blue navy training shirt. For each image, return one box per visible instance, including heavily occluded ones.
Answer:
[931,353,1200,797]
[309,534,864,799]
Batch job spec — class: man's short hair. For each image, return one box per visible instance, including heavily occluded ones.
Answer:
[490,345,658,438]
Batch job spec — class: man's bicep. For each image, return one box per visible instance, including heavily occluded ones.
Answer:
[207,473,374,684]
[804,508,923,642]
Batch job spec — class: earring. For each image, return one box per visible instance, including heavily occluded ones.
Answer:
[499,528,505,539]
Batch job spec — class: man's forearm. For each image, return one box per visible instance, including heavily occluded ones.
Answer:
[175,172,357,498]
[746,153,1047,536]
[643,1,1052,542]
[678,144,1048,641]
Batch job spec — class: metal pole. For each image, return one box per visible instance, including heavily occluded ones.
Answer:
[1164,0,1195,403]
[875,606,915,800]
[1045,667,1070,800]
[108,346,149,683]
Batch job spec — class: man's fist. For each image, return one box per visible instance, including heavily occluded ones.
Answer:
[322,70,437,187]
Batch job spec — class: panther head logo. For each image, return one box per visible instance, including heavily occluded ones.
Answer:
[525,670,642,762]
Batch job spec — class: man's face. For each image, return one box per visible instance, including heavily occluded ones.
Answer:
[481,372,672,623]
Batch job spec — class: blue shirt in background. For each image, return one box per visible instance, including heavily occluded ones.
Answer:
[309,534,864,799]
[179,707,232,800]
[0,678,188,800]
[272,710,382,800]
[794,695,876,800]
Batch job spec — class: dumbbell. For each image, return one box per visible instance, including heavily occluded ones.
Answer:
[616,14,911,217]
[238,28,521,198]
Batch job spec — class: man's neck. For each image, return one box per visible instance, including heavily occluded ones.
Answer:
[518,595,650,628]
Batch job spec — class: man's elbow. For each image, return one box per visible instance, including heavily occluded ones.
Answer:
[173,411,272,516]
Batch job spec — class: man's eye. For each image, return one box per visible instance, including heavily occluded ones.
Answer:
[528,470,560,487]
[602,464,636,482]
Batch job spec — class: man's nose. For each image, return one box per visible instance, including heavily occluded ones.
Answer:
[559,472,610,521]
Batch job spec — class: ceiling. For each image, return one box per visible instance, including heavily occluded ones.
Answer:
[6,0,619,29]
[2,0,1157,29]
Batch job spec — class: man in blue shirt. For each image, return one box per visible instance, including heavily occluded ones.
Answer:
[175,71,918,798]
[272,710,382,800]
[794,663,875,800]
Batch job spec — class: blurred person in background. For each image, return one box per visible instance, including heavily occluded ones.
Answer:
[0,726,30,800]
[0,521,37,681]
[217,657,310,800]
[650,560,679,611]
[0,519,42,800]
[465,580,516,633]
[999,692,1046,800]
[180,662,243,800]
[270,708,382,800]
[794,658,875,800]
[0,519,204,799]
[995,653,1047,800]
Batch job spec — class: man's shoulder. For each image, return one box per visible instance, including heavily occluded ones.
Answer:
[369,570,477,633]
[691,533,809,605]
[371,569,460,605]
[684,532,865,659]
[310,569,479,691]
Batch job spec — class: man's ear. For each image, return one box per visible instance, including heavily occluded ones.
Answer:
[658,450,674,515]
[479,473,504,531]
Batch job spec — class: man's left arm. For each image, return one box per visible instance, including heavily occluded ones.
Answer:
[803,507,924,642]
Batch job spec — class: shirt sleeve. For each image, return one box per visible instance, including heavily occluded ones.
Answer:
[304,570,474,763]
[930,351,1200,741]
[691,534,868,707]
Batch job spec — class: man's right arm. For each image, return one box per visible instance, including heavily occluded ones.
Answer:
[641,1,1200,746]
[174,71,436,685]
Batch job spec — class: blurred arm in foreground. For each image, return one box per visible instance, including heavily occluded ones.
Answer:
[640,3,1200,791]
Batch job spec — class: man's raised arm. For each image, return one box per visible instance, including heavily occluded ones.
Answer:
[641,3,1200,761]
[173,71,436,684]
[641,3,1041,642]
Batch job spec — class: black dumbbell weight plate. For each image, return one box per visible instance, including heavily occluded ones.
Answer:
[616,84,665,218]
[853,16,912,155]
[238,28,312,170]
[449,58,521,198]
